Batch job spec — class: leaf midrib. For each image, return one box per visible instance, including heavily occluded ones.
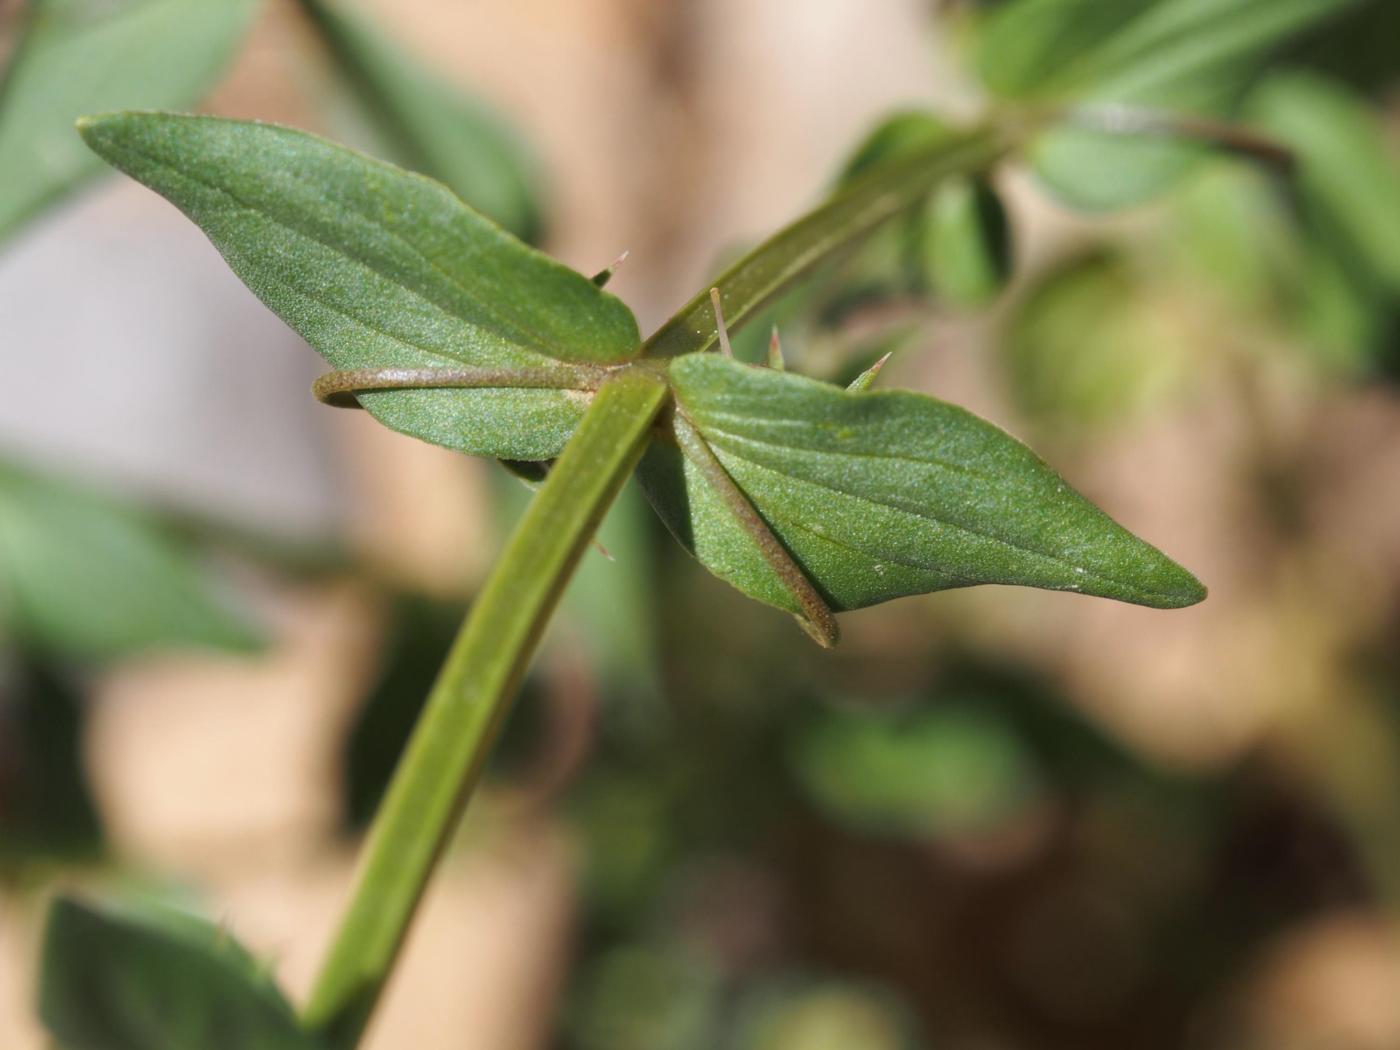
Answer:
[700,428,1171,604]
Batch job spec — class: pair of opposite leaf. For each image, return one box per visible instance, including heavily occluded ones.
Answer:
[77,112,1205,648]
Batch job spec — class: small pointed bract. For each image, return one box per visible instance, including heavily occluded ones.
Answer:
[591,249,630,288]
[766,326,787,370]
[709,287,735,358]
[846,351,893,392]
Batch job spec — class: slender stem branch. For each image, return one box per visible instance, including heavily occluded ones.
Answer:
[312,364,609,408]
[1060,103,1296,173]
[643,127,1012,358]
[301,368,669,1046]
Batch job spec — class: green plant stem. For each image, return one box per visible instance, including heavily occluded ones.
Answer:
[643,126,1011,358]
[301,368,669,1047]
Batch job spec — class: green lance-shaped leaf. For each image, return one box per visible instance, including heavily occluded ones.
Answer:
[0,459,260,661]
[295,0,542,241]
[976,0,1362,210]
[39,895,320,1050]
[0,0,258,245]
[78,112,640,460]
[639,354,1204,642]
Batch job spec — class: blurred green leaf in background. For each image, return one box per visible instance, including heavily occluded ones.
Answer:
[295,0,542,241]
[0,460,260,661]
[0,0,259,245]
[976,0,1364,210]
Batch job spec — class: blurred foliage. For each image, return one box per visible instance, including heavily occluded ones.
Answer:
[1002,249,1190,435]
[838,111,1013,310]
[0,0,259,243]
[0,459,261,661]
[40,895,316,1050]
[0,0,543,251]
[2,0,1398,1047]
[790,700,1041,839]
[341,593,464,830]
[295,0,541,241]
[974,0,1363,210]
[0,655,101,862]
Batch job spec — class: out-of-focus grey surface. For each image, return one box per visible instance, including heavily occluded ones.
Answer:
[0,177,346,536]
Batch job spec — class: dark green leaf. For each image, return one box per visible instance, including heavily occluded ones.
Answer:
[296,0,541,240]
[1277,0,1400,94]
[39,895,318,1050]
[976,0,1361,210]
[79,112,640,459]
[640,354,1205,633]
[0,460,260,660]
[0,655,103,861]
[0,0,257,244]
[1249,71,1400,293]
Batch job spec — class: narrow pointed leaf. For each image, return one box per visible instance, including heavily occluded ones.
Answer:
[78,112,640,459]
[640,355,1204,625]
[295,0,541,240]
[39,895,318,1050]
[0,460,260,660]
[975,0,1362,210]
[0,0,257,245]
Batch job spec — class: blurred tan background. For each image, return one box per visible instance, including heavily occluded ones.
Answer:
[3,1,1399,1048]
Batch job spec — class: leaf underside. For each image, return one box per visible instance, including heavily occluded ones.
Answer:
[77,112,640,460]
[640,355,1205,630]
[77,111,1205,643]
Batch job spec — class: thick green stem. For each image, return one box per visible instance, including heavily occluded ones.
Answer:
[301,368,669,1046]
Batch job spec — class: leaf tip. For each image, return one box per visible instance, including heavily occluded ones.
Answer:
[766,326,786,370]
[1127,555,1208,610]
[1156,568,1208,609]
[74,111,133,157]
